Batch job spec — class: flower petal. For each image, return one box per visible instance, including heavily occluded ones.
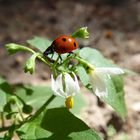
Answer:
[51,73,80,99]
[89,71,108,97]
[95,67,124,75]
[51,75,66,98]
[65,73,79,97]
[72,72,80,93]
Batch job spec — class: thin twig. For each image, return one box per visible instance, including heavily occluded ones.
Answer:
[29,95,55,121]
[0,112,5,128]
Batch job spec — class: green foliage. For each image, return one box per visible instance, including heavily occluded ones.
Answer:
[1,27,128,139]
[0,77,13,95]
[22,104,33,114]
[15,85,86,114]
[0,90,6,112]
[79,47,127,119]
[76,65,89,87]
[0,77,14,112]
[79,47,115,67]
[17,108,102,140]
[27,36,52,52]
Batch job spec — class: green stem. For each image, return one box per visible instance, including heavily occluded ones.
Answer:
[37,53,52,67]
[60,55,73,66]
[0,126,10,132]
[22,47,36,54]
[15,101,24,121]
[74,56,94,69]
[60,55,94,71]
[10,95,56,129]
[30,95,55,121]
[0,112,5,127]
[54,55,60,65]
[21,46,52,67]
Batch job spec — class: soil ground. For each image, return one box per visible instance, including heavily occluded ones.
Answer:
[0,0,140,139]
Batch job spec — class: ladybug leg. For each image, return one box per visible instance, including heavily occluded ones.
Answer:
[58,55,62,61]
[51,52,54,58]
[67,52,73,57]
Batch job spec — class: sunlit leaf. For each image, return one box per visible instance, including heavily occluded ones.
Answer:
[17,108,102,140]
[79,47,127,119]
[76,66,89,86]
[27,37,52,52]
[15,86,86,114]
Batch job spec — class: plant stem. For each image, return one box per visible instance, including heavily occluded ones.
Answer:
[15,101,24,121]
[0,126,10,132]
[37,53,52,67]
[60,55,73,66]
[0,95,56,132]
[21,46,52,67]
[60,55,94,70]
[0,112,5,127]
[30,95,55,121]
[23,47,36,54]
[74,56,94,69]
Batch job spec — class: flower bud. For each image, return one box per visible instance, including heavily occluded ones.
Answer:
[6,43,27,54]
[22,104,33,114]
[72,27,89,39]
[24,53,38,74]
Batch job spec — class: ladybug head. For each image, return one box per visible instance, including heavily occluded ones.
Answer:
[43,45,54,56]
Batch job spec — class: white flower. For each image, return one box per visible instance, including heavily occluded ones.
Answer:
[51,72,80,98]
[51,72,80,108]
[89,67,124,98]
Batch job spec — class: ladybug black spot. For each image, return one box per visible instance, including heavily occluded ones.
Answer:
[62,38,67,42]
[74,42,76,47]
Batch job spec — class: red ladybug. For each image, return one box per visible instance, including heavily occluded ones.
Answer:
[43,35,78,55]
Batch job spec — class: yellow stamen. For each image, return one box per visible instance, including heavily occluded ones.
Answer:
[65,96,74,109]
[87,66,94,74]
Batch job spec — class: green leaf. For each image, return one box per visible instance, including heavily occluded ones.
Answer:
[103,75,127,119]
[27,37,52,52]
[0,77,13,95]
[0,90,7,112]
[0,77,14,111]
[0,77,16,112]
[6,112,18,119]
[72,27,89,39]
[76,66,89,86]
[24,53,39,74]
[17,108,102,140]
[15,86,86,114]
[79,47,127,118]
[79,47,115,67]
[112,76,127,118]
[4,102,12,113]
[15,86,56,109]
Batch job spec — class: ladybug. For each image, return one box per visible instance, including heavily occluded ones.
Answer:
[43,35,78,56]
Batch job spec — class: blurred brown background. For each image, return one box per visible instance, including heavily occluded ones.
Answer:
[0,0,140,140]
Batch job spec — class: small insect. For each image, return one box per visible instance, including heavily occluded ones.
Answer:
[43,35,78,56]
